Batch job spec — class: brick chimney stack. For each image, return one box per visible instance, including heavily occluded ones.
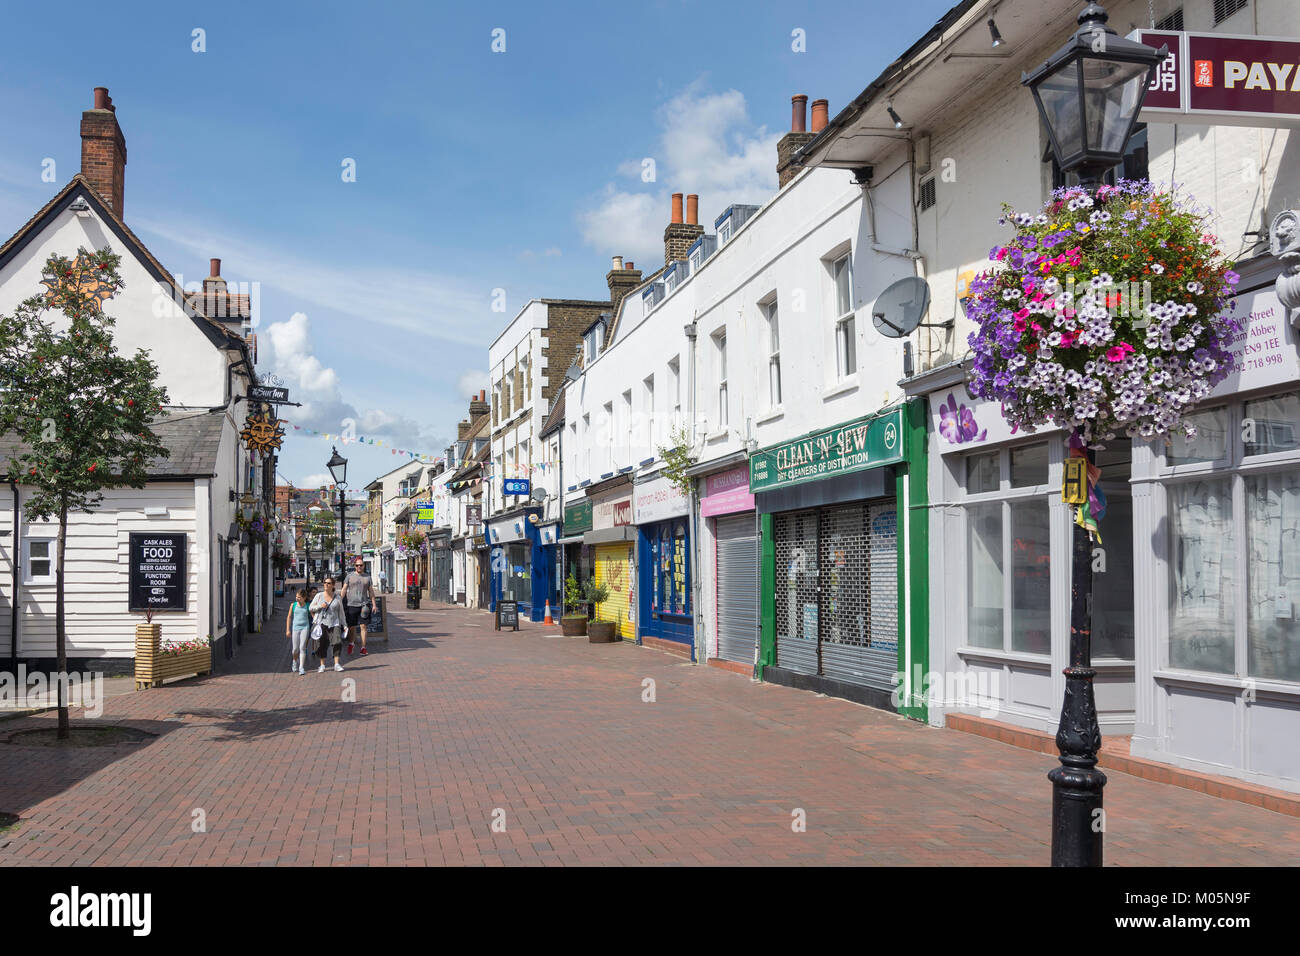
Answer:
[777,93,820,189]
[606,255,643,314]
[80,87,127,216]
[468,388,489,419]
[663,192,704,265]
[203,257,228,294]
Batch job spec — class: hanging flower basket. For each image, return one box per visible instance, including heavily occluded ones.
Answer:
[966,180,1241,448]
[134,624,212,689]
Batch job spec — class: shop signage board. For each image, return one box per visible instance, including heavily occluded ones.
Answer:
[496,599,520,631]
[414,501,438,524]
[701,465,754,518]
[1209,283,1299,400]
[502,478,531,496]
[1135,30,1300,126]
[367,596,386,636]
[749,407,905,493]
[633,475,690,523]
[128,532,188,612]
[563,499,593,534]
[466,504,482,526]
[592,495,632,529]
[248,385,290,403]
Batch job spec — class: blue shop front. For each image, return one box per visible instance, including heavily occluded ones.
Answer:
[634,474,693,648]
[486,506,554,622]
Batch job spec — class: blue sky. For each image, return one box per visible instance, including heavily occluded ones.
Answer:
[0,0,954,491]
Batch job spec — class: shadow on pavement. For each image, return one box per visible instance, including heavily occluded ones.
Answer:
[0,717,188,819]
[171,698,407,742]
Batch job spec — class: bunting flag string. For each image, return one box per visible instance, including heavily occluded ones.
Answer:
[282,419,443,464]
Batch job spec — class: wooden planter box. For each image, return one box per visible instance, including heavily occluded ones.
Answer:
[588,621,619,644]
[134,623,212,690]
[561,616,588,637]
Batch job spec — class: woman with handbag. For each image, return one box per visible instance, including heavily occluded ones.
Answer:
[309,576,346,672]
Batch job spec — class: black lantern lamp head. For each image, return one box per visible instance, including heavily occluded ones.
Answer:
[326,446,348,487]
[1022,3,1166,191]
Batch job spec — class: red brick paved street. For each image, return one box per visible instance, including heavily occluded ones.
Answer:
[1,600,1297,866]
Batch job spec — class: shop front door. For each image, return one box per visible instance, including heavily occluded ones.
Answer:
[773,501,899,692]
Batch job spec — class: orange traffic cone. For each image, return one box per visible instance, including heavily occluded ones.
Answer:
[543,600,554,625]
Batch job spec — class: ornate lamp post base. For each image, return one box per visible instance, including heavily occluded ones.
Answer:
[1049,485,1106,866]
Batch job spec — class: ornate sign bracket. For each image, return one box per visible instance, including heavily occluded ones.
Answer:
[1271,209,1300,327]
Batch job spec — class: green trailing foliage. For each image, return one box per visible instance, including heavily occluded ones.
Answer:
[656,425,694,496]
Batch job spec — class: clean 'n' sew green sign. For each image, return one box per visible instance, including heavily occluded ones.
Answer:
[749,407,904,493]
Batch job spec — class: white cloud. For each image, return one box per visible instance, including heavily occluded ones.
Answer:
[264,311,444,450]
[133,217,490,348]
[578,80,781,266]
[298,472,332,489]
[456,368,489,399]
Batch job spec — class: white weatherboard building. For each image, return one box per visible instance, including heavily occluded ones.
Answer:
[0,90,274,673]
[791,0,1300,792]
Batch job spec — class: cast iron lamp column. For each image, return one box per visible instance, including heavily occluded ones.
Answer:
[1021,2,1166,866]
[326,447,348,576]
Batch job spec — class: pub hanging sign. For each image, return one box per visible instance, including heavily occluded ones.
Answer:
[240,408,285,455]
[129,532,188,612]
[749,407,905,493]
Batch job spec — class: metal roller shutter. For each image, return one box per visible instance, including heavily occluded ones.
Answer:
[594,543,635,640]
[715,514,758,665]
[817,502,898,691]
[773,511,819,675]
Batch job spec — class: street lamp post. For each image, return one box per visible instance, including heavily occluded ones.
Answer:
[1021,3,1166,867]
[327,446,348,578]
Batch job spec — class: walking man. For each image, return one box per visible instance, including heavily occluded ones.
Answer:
[342,556,377,656]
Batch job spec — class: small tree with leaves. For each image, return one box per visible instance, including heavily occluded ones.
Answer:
[656,425,695,496]
[0,248,169,738]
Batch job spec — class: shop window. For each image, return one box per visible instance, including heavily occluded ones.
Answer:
[966,450,1000,494]
[1010,443,1049,488]
[504,543,530,602]
[1243,390,1300,456]
[1169,478,1235,673]
[1091,445,1135,660]
[962,441,1053,655]
[1161,389,1300,682]
[1167,405,1230,465]
[653,521,691,616]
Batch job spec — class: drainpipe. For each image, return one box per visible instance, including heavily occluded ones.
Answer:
[684,318,701,663]
[9,479,18,676]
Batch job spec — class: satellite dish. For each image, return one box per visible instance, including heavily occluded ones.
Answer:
[872,276,931,338]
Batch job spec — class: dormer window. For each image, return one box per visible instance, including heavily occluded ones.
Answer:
[584,322,604,362]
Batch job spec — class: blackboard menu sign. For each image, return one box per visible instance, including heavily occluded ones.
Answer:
[129,532,187,612]
[496,599,519,631]
[366,595,386,636]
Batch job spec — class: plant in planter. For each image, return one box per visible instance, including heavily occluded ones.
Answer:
[583,579,617,643]
[561,572,588,636]
[135,627,211,690]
